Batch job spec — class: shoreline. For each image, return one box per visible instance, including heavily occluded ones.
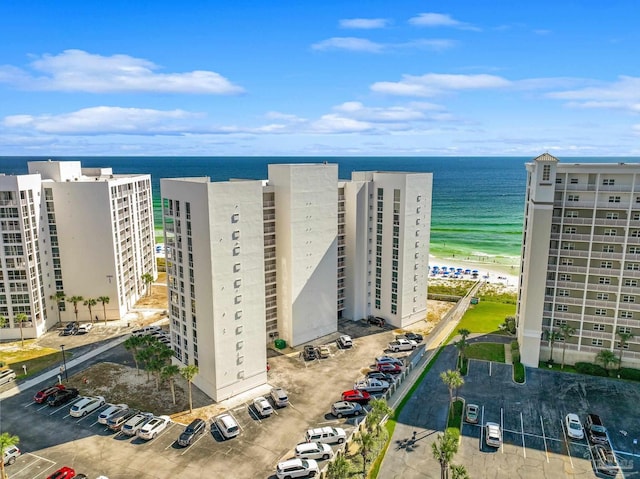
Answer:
[428,253,520,291]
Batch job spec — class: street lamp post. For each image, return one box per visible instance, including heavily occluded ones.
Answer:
[60,344,69,382]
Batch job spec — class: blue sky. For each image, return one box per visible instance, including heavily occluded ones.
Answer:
[0,1,639,157]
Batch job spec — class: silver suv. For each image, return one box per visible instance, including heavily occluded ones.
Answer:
[3,445,21,466]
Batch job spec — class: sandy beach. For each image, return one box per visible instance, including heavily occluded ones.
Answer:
[429,254,520,291]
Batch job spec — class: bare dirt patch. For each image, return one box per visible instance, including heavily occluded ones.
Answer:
[133,283,168,309]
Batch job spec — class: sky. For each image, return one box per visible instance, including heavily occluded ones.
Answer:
[0,0,639,157]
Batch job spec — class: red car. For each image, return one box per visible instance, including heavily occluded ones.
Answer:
[341,389,371,404]
[47,466,75,479]
[377,363,403,374]
[34,384,65,404]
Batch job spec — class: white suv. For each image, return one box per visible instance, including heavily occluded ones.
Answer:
[276,458,319,479]
[214,413,240,439]
[295,442,334,461]
[137,415,171,440]
[69,396,105,417]
[305,427,346,444]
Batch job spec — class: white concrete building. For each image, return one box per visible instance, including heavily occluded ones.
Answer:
[161,164,432,402]
[517,154,640,368]
[0,160,156,340]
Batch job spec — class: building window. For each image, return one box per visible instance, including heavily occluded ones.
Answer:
[561,242,575,250]
[599,277,611,284]
[595,308,607,316]
[602,179,615,186]
[620,311,633,318]
[591,339,604,346]
[593,324,606,331]
[605,212,619,219]
[624,279,638,287]
[600,261,613,269]
[554,319,567,327]
[556,177,563,184]
[570,178,579,184]
[602,245,615,253]
[619,326,632,334]
[559,274,572,281]
[567,195,579,202]
[560,258,573,266]
[604,228,617,236]
[556,304,568,312]
[630,247,640,254]
[608,196,621,203]
[622,295,635,303]
[626,263,640,271]
[596,293,609,300]
[564,227,576,234]
[565,211,579,218]
[542,164,551,181]
[557,290,570,297]
[631,230,640,237]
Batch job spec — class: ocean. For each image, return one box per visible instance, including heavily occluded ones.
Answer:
[1,156,635,267]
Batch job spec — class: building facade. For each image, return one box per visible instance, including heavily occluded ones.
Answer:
[0,160,156,340]
[161,164,432,402]
[517,154,640,368]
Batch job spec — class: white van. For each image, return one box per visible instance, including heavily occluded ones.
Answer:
[0,369,16,385]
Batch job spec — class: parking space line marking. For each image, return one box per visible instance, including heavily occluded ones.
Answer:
[520,412,526,458]
[248,405,262,423]
[13,453,56,477]
[500,407,504,454]
[35,461,57,479]
[180,432,207,455]
[23,400,36,408]
[480,405,485,451]
[38,404,49,411]
[489,361,492,376]
[540,415,550,463]
[560,419,574,469]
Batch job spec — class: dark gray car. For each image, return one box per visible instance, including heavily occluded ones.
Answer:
[178,418,206,446]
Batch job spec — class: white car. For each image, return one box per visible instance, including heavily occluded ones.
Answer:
[98,403,128,424]
[214,413,240,439]
[121,412,154,436]
[69,395,105,417]
[354,378,389,393]
[337,335,353,348]
[485,422,502,448]
[276,458,319,479]
[77,323,93,334]
[387,338,417,352]
[305,426,346,444]
[253,396,273,417]
[137,415,171,440]
[565,413,584,440]
[375,356,404,366]
[295,442,334,460]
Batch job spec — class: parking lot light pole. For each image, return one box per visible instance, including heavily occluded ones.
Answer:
[60,344,69,382]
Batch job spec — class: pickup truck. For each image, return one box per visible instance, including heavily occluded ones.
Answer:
[354,378,390,393]
[387,338,417,352]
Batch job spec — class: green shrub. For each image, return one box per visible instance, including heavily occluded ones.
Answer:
[513,362,525,383]
[575,362,608,377]
[510,340,519,352]
[619,368,640,381]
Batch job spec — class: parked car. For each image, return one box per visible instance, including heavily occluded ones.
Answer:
[375,356,404,366]
[485,422,502,448]
[69,395,105,417]
[0,368,16,385]
[365,371,394,383]
[270,387,289,408]
[214,413,240,439]
[62,322,79,336]
[121,412,154,436]
[46,466,76,479]
[387,338,417,352]
[295,442,334,460]
[336,335,353,349]
[276,458,319,479]
[367,316,385,327]
[377,363,403,374]
[565,413,584,440]
[354,378,389,393]
[47,388,79,407]
[465,404,479,424]
[396,332,423,343]
[98,403,129,424]
[253,396,274,417]
[131,325,162,337]
[34,384,65,403]
[77,323,93,334]
[341,389,371,404]
[137,415,171,440]
[592,444,619,476]
[3,445,20,466]
[107,408,139,431]
[331,401,363,418]
[177,418,206,447]
[316,345,330,358]
[305,426,346,444]
[585,413,609,445]
[302,345,317,361]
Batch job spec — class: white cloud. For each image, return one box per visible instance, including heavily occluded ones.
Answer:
[264,111,307,122]
[408,13,479,31]
[339,18,389,29]
[311,37,384,53]
[0,50,244,94]
[398,39,456,51]
[333,101,437,122]
[546,76,640,112]
[311,114,373,133]
[371,73,511,97]
[3,106,202,134]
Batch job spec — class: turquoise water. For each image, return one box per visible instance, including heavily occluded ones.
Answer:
[3,156,635,264]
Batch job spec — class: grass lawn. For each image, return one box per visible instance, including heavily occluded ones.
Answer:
[446,399,463,439]
[455,301,516,335]
[0,340,71,380]
[466,342,505,363]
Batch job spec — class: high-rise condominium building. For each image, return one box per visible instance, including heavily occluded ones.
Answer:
[0,160,156,340]
[517,154,639,368]
[161,163,432,401]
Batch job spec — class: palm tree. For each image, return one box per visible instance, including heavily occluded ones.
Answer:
[458,328,470,342]
[66,296,84,322]
[616,331,635,369]
[145,340,173,390]
[544,329,562,363]
[432,430,459,479]
[162,364,181,405]
[141,273,154,297]
[353,430,375,478]
[326,453,350,479]
[450,464,470,479]
[366,398,393,437]
[0,315,6,329]
[50,291,65,327]
[180,364,199,413]
[83,298,97,323]
[15,313,29,348]
[0,432,20,479]
[559,324,576,369]
[97,296,110,325]
[123,335,145,374]
[454,339,468,370]
[595,349,620,376]
[440,370,464,417]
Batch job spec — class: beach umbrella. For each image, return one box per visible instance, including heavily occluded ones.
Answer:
[464,269,471,273]
[456,268,463,272]
[472,269,478,273]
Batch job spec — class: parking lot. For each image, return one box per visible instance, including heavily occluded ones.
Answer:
[380,343,640,478]
[2,319,422,478]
